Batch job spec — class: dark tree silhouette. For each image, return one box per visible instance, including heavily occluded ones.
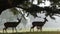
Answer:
[30,17,48,32]
[24,0,60,20]
[44,6,60,19]
[50,0,60,3]
[0,0,29,14]
[23,4,60,19]
[31,0,42,5]
[0,0,60,19]
[0,0,60,18]
[25,4,44,18]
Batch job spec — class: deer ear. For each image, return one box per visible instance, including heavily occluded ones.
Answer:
[47,19,48,21]
[17,18,19,20]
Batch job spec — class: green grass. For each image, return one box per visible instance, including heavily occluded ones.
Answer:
[1,31,60,34]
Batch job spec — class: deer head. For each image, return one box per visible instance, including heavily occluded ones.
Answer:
[44,17,48,22]
[17,17,22,24]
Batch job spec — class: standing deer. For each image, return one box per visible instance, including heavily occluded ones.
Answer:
[3,17,22,32]
[30,17,48,32]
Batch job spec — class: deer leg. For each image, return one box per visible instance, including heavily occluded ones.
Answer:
[30,25,35,32]
[15,27,17,33]
[3,28,5,33]
[40,27,42,32]
[12,27,14,33]
[37,26,39,32]
[5,27,7,33]
[37,26,38,32]
[3,27,7,33]
[30,29,31,32]
[33,28,34,32]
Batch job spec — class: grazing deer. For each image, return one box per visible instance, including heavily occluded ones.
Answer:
[30,17,48,32]
[3,17,22,32]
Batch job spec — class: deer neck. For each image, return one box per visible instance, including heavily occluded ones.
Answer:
[17,21,20,24]
[17,18,22,24]
[44,20,46,23]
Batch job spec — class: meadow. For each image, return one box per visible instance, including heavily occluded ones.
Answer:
[0,28,60,34]
[0,31,60,34]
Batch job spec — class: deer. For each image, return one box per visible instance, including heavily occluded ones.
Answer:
[30,17,48,32]
[3,17,22,33]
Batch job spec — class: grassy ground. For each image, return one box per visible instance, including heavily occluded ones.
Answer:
[0,31,60,34]
[0,28,60,34]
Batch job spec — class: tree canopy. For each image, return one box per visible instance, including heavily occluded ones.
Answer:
[0,0,60,20]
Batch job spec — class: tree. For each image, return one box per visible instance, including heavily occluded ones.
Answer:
[0,0,29,14]
[0,0,60,20]
[24,0,60,19]
[0,0,30,20]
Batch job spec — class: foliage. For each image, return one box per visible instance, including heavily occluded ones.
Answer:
[50,0,60,3]
[10,8,19,15]
[24,0,60,19]
[1,0,60,20]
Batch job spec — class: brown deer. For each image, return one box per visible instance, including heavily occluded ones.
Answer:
[30,17,48,32]
[3,17,22,32]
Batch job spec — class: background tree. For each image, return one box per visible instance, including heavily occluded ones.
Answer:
[0,0,29,14]
[1,0,60,20]
[23,0,60,19]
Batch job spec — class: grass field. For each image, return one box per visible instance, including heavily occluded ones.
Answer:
[0,28,60,34]
[0,31,60,34]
